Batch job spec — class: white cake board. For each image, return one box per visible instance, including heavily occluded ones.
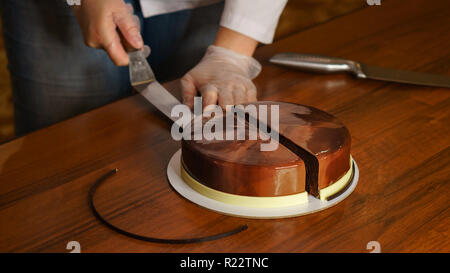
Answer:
[167,149,359,219]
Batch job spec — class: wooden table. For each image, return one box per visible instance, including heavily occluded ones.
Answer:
[0,0,449,253]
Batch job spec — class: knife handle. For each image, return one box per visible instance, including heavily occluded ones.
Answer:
[269,53,365,77]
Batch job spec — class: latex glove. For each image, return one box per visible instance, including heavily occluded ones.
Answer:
[72,0,143,66]
[181,45,262,109]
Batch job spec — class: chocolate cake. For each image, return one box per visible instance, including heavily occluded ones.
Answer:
[181,101,352,201]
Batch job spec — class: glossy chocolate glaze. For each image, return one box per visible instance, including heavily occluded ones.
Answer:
[181,101,351,197]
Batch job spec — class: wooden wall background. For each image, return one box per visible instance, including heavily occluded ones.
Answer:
[0,0,364,142]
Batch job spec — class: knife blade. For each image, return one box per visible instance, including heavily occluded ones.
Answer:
[269,52,450,88]
[129,49,181,122]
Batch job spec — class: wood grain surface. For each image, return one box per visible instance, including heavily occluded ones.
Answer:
[0,0,449,253]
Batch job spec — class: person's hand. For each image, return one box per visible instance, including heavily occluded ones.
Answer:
[181,45,262,109]
[72,0,143,66]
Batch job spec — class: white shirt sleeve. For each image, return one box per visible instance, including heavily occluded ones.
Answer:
[220,0,288,44]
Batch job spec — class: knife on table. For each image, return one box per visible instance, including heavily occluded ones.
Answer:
[269,52,450,88]
[128,49,181,122]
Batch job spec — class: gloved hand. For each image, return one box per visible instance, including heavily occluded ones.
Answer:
[72,0,143,66]
[181,45,262,109]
